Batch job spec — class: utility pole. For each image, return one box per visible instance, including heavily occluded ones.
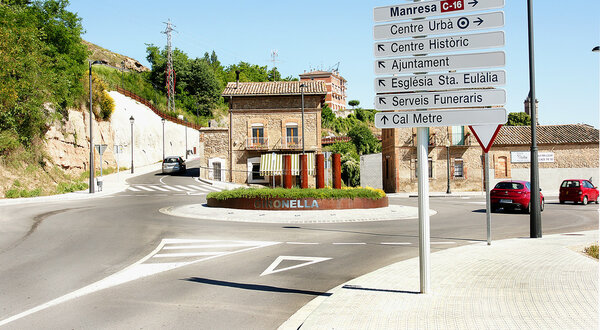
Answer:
[163,20,176,114]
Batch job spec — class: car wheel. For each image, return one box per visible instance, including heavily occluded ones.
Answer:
[540,199,544,212]
[559,199,564,204]
[582,196,588,205]
[491,204,499,213]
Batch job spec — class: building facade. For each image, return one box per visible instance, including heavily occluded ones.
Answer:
[299,70,347,113]
[199,81,326,186]
[381,124,599,194]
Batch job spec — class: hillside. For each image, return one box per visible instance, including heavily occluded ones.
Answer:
[84,40,149,73]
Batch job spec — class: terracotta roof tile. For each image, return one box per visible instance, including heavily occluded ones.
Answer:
[222,81,326,96]
[494,124,599,145]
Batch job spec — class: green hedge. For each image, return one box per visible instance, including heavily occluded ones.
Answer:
[207,187,386,201]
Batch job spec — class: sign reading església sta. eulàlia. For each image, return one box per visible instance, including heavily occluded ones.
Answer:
[254,199,319,210]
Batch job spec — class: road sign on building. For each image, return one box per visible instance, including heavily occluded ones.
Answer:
[375,89,506,111]
[374,11,504,40]
[375,51,505,75]
[375,108,506,128]
[374,31,504,57]
[374,0,505,22]
[375,70,505,93]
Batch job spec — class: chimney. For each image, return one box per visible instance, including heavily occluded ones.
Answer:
[235,70,241,89]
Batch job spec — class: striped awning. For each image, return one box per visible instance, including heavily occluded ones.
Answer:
[260,153,315,176]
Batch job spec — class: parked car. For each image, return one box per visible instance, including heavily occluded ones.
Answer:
[162,156,186,174]
[491,180,544,213]
[559,179,599,205]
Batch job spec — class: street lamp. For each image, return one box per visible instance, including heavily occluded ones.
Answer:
[88,60,103,193]
[593,46,600,52]
[130,116,135,173]
[178,115,188,159]
[445,140,451,194]
[300,83,305,154]
[161,118,166,160]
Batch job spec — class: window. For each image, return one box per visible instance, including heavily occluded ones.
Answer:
[495,156,508,178]
[251,163,263,181]
[415,158,433,178]
[453,159,464,178]
[584,181,594,188]
[286,124,299,145]
[252,125,264,144]
[451,126,465,145]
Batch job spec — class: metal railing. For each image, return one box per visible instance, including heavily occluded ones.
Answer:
[246,137,269,149]
[282,136,301,149]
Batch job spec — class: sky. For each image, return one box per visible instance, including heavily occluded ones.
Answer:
[68,0,599,127]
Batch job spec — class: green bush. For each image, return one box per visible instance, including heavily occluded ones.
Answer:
[207,187,385,201]
[5,189,20,198]
[5,187,42,198]
[55,181,88,194]
[585,244,599,259]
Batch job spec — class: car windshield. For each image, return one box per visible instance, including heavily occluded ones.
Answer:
[561,180,580,188]
[494,182,524,190]
[165,157,179,163]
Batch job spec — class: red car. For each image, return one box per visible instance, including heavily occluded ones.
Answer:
[491,180,544,213]
[559,179,599,205]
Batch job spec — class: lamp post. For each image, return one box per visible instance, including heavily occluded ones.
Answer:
[300,83,305,154]
[88,60,102,193]
[593,46,600,52]
[178,115,188,159]
[445,140,451,194]
[161,118,166,160]
[130,116,135,173]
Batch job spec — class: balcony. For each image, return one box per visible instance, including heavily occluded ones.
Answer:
[246,137,269,150]
[281,136,301,150]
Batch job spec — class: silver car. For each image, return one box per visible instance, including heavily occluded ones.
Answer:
[162,156,186,174]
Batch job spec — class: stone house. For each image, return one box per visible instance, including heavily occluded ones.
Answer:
[198,81,327,186]
[381,124,599,193]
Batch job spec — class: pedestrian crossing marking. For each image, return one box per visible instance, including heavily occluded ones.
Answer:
[136,186,156,192]
[125,183,221,194]
[175,185,196,192]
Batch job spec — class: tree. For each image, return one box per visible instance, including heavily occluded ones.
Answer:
[507,112,531,126]
[321,104,336,128]
[348,100,360,108]
[348,124,381,155]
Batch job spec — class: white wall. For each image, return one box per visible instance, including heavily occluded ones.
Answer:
[109,91,200,169]
[490,168,599,195]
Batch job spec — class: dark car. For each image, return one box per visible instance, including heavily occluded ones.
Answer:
[559,179,599,205]
[491,180,544,213]
[162,156,186,174]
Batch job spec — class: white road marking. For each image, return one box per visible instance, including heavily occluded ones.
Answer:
[164,243,253,249]
[286,242,319,245]
[154,252,224,258]
[260,256,331,276]
[150,185,170,192]
[162,185,183,192]
[175,185,196,192]
[186,185,210,192]
[431,242,457,245]
[381,242,412,245]
[159,176,167,184]
[135,186,156,192]
[127,187,142,192]
[0,239,280,326]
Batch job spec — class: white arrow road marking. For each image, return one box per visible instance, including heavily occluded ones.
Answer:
[260,256,331,276]
[0,239,279,326]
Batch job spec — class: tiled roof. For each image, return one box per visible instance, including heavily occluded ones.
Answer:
[222,81,326,96]
[494,124,599,145]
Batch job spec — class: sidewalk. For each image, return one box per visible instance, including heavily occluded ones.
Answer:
[280,230,599,330]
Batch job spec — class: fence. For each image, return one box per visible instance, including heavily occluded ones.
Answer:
[116,87,203,130]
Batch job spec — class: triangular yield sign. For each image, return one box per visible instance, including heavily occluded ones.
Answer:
[469,124,503,153]
[260,256,331,276]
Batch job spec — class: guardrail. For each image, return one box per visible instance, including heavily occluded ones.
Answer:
[116,87,202,130]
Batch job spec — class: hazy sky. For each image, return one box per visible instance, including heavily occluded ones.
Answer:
[68,0,599,127]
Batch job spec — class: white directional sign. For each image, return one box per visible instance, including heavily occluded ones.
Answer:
[374,11,504,40]
[375,70,505,93]
[375,108,506,128]
[375,89,506,111]
[375,51,505,75]
[374,0,505,22]
[375,31,504,57]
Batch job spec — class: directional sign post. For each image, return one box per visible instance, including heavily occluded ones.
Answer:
[94,144,107,178]
[375,89,506,111]
[373,0,506,294]
[375,108,506,128]
[375,70,506,93]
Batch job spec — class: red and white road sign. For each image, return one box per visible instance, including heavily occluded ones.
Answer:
[469,124,502,153]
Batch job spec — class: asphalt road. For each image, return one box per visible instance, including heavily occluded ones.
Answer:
[0,160,597,329]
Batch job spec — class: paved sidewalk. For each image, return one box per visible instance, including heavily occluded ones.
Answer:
[280,230,599,330]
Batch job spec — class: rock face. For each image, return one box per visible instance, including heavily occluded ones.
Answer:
[44,91,199,176]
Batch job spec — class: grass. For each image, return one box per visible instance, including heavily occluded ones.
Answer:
[584,244,598,259]
[207,187,386,201]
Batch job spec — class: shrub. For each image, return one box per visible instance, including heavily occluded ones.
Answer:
[207,187,385,201]
[585,244,598,259]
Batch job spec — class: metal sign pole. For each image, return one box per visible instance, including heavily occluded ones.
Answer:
[417,127,430,294]
[485,152,491,245]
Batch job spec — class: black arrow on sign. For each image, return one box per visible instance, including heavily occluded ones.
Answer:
[378,97,387,105]
[377,44,385,52]
[378,79,386,87]
[378,61,385,69]
[474,17,483,26]
[468,0,478,7]
[381,115,389,124]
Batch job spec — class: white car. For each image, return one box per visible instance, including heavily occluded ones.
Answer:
[162,156,186,174]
